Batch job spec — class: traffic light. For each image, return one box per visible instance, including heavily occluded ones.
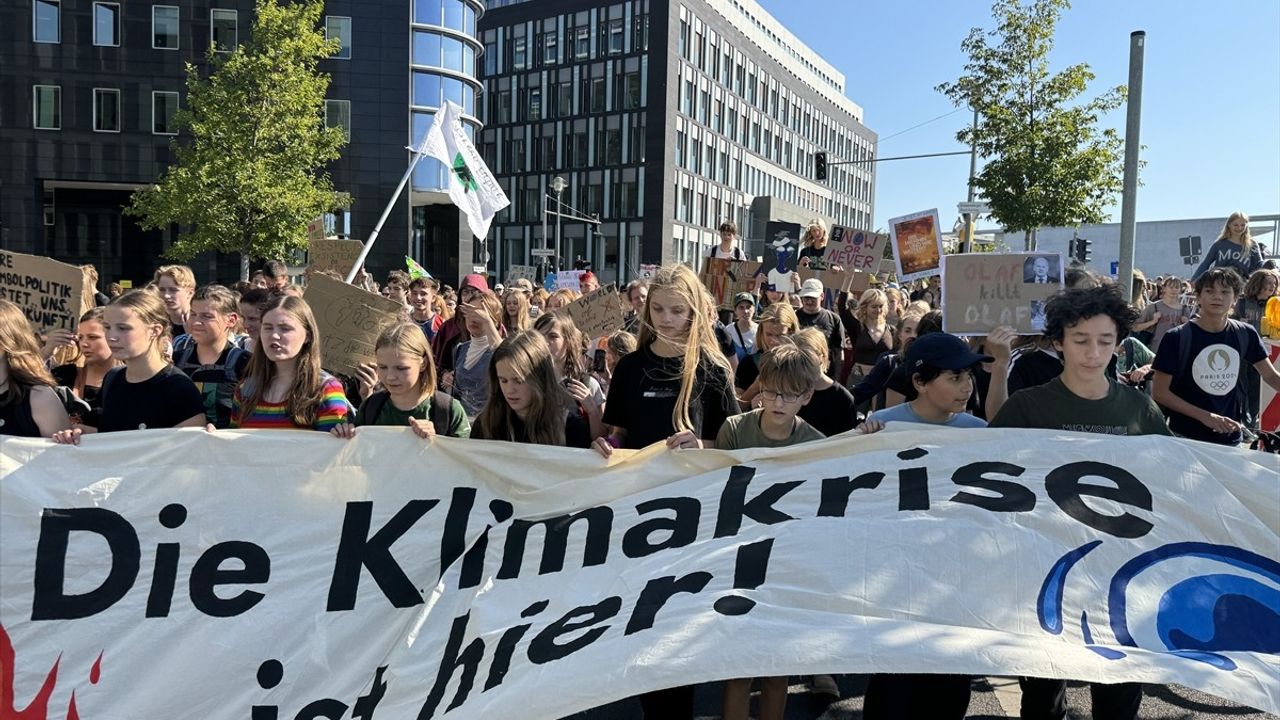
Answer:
[814,151,828,181]
[1079,238,1092,264]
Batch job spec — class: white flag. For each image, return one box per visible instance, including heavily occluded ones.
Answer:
[420,100,510,240]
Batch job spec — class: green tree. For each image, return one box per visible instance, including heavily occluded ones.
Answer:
[937,0,1125,250]
[127,0,348,279]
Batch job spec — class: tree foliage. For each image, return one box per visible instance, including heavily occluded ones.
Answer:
[937,0,1126,247]
[127,0,348,278]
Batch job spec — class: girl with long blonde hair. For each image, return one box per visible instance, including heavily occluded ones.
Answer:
[232,295,350,431]
[473,330,591,447]
[502,288,531,333]
[52,290,206,443]
[1192,211,1263,282]
[735,301,799,408]
[0,299,71,437]
[594,264,738,457]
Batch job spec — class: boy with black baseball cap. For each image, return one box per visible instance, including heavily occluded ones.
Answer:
[862,332,991,430]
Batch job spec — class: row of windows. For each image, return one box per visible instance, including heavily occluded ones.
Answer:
[482,113,647,177]
[413,0,478,36]
[723,0,841,96]
[412,71,477,115]
[677,13,873,170]
[482,4,650,78]
[492,169,643,225]
[412,29,478,75]
[30,85,179,134]
[31,1,351,58]
[483,65,644,126]
[28,85,352,140]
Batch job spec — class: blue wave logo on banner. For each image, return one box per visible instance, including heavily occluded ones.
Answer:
[1037,541,1280,670]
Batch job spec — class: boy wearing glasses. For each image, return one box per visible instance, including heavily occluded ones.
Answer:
[716,343,825,450]
[714,342,823,720]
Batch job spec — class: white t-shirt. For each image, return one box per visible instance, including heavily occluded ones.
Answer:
[711,244,744,260]
[728,322,757,356]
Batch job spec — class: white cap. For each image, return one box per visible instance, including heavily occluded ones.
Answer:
[798,278,824,298]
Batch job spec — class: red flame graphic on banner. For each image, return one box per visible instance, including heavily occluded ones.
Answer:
[1,625,103,720]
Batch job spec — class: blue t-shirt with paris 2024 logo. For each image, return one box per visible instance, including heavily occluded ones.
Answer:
[1152,320,1266,444]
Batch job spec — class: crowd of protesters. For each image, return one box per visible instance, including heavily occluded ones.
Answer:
[2,211,1278,720]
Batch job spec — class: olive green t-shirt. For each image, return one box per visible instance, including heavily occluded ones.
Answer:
[354,392,472,438]
[716,409,826,450]
[990,377,1170,437]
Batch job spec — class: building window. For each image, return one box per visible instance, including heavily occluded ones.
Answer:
[211,9,238,53]
[153,91,179,135]
[325,99,351,140]
[33,85,60,129]
[153,6,179,49]
[93,3,120,46]
[512,36,527,70]
[529,88,541,120]
[325,16,351,59]
[542,32,557,64]
[93,88,121,133]
[573,27,589,59]
[607,19,624,54]
[34,0,59,43]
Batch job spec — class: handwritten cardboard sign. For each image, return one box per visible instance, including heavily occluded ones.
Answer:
[0,250,89,331]
[941,253,1065,335]
[306,217,326,243]
[888,209,944,282]
[701,258,762,307]
[559,284,626,338]
[826,227,886,272]
[304,273,403,376]
[556,270,584,293]
[507,265,538,283]
[308,238,364,277]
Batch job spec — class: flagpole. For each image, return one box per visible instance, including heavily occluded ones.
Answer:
[345,149,428,283]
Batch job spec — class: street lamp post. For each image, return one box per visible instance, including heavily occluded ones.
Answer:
[551,175,566,272]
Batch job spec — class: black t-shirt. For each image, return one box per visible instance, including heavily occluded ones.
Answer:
[0,391,41,437]
[713,322,736,362]
[97,366,206,432]
[799,245,829,270]
[1152,320,1267,444]
[736,352,760,391]
[798,308,845,376]
[472,411,591,448]
[799,383,858,437]
[603,345,738,449]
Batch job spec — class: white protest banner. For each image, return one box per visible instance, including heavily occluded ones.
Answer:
[421,100,510,240]
[559,283,627,337]
[0,250,89,331]
[506,264,538,283]
[888,208,944,282]
[303,273,403,376]
[1260,340,1280,431]
[826,227,886,272]
[3,429,1278,719]
[942,252,1065,335]
[556,269,584,293]
[308,238,365,276]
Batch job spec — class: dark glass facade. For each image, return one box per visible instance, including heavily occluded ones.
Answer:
[0,0,481,288]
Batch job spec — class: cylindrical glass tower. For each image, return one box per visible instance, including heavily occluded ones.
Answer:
[410,0,485,191]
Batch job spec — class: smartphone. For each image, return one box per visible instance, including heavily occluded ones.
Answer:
[591,349,606,373]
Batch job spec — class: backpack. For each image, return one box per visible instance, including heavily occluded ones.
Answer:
[709,244,746,261]
[171,336,250,426]
[360,390,456,436]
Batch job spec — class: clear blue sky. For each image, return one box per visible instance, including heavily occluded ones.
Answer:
[758,0,1280,231]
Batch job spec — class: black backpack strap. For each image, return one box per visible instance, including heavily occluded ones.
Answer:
[360,391,389,427]
[430,391,453,436]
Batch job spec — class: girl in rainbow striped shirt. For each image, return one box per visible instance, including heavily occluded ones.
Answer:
[231,295,349,431]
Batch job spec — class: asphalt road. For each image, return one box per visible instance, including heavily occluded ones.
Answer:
[565,675,1278,719]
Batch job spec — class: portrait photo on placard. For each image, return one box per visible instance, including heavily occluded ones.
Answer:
[1022,255,1061,284]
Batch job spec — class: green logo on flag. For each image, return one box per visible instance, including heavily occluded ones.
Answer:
[452,153,478,193]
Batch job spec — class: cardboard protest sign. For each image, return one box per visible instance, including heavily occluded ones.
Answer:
[556,269,583,293]
[5,428,1278,719]
[303,273,403,376]
[306,216,325,242]
[941,253,1065,335]
[638,264,658,279]
[700,258,761,308]
[0,249,89,331]
[826,227,886,273]
[559,283,627,337]
[308,238,364,276]
[506,265,538,283]
[888,209,944,281]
